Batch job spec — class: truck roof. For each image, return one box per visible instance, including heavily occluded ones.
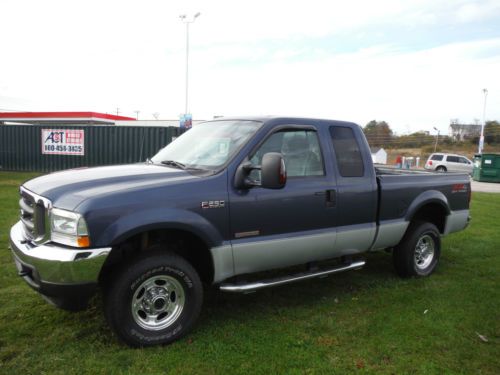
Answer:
[206,116,360,128]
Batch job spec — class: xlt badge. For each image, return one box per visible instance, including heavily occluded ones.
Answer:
[201,200,225,209]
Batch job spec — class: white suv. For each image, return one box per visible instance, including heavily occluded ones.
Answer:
[424,153,473,174]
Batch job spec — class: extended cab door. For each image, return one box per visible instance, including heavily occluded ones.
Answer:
[228,124,338,275]
[327,125,378,252]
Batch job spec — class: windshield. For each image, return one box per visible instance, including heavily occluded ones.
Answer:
[151,120,263,170]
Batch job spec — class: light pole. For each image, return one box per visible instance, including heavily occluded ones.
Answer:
[433,126,440,153]
[478,88,488,154]
[179,12,201,116]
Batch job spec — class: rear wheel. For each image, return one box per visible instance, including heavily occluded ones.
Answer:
[436,166,447,172]
[104,250,203,347]
[393,221,441,278]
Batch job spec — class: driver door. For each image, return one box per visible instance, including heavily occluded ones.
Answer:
[228,126,338,275]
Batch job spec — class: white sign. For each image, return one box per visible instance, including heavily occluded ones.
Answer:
[41,129,85,155]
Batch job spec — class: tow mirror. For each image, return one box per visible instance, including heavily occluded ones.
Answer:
[234,152,287,190]
[261,152,287,189]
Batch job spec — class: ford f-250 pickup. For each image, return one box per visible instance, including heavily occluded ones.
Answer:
[9,117,471,347]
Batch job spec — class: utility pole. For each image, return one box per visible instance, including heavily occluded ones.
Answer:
[134,110,140,120]
[433,127,440,153]
[478,88,488,154]
[179,12,201,116]
[116,108,120,116]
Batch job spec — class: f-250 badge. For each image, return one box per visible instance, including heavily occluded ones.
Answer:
[201,200,225,209]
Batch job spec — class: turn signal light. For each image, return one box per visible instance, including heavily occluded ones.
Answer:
[77,236,90,247]
[279,158,287,185]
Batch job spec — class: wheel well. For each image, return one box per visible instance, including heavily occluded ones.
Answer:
[410,203,447,234]
[99,228,214,285]
[436,165,447,171]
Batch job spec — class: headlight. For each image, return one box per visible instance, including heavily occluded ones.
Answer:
[50,208,90,247]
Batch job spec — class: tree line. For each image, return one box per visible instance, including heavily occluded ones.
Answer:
[363,120,500,148]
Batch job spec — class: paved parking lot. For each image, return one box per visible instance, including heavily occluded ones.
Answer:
[471,180,500,193]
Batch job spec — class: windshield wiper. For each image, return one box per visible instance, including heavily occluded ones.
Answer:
[160,160,186,169]
[160,160,212,172]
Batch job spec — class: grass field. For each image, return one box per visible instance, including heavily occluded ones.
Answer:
[0,171,499,374]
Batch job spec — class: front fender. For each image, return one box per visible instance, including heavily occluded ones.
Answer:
[404,190,450,221]
[91,208,224,248]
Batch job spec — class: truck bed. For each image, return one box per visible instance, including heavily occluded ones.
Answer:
[375,166,470,222]
[375,166,454,176]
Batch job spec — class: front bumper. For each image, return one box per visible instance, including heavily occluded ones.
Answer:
[9,221,111,304]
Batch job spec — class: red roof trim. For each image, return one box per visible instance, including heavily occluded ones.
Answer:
[0,112,136,121]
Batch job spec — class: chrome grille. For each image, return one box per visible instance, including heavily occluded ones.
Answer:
[19,187,50,242]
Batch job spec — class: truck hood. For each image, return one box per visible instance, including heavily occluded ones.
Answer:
[23,164,198,210]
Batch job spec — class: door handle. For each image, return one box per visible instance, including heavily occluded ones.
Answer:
[326,189,336,207]
[315,190,336,207]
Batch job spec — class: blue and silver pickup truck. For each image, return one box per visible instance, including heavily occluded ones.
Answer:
[9,117,470,347]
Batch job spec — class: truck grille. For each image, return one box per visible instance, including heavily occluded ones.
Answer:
[19,188,49,242]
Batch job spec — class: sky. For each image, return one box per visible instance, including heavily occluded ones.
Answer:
[1,0,500,134]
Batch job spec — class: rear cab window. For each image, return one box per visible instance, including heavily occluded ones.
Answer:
[329,126,364,177]
[446,155,459,163]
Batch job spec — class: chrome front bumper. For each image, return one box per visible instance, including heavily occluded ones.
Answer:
[9,221,111,287]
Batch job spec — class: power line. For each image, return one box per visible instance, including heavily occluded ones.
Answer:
[364,129,500,140]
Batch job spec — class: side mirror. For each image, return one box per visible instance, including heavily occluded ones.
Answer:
[261,152,287,189]
[234,152,286,190]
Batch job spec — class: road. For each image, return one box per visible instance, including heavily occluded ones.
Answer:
[471,180,500,193]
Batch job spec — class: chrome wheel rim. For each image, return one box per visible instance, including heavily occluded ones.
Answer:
[414,234,435,270]
[131,275,185,331]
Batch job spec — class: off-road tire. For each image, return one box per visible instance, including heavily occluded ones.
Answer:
[393,221,441,278]
[104,250,203,347]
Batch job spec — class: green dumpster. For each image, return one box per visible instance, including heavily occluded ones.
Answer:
[473,153,500,182]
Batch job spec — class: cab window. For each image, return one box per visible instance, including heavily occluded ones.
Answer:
[249,129,324,181]
[329,126,364,177]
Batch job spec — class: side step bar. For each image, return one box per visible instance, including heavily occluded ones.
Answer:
[219,260,365,293]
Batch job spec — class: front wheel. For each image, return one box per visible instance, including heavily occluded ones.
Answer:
[393,221,441,277]
[104,251,203,347]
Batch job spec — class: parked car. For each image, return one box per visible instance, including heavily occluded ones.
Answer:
[424,153,473,174]
[9,117,471,347]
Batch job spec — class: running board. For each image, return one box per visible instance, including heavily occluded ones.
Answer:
[219,260,365,293]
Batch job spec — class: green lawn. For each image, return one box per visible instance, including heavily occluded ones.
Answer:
[0,171,499,374]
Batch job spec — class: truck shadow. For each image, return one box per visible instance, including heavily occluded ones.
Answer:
[55,251,405,346]
[198,251,399,326]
